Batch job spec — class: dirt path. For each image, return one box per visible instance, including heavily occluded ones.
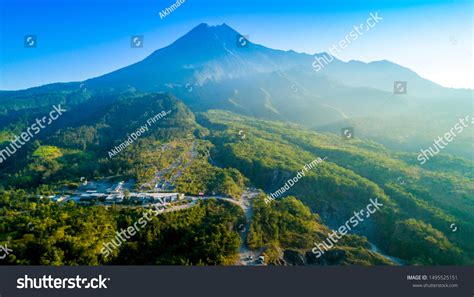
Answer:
[180,190,262,265]
[140,140,197,191]
[234,190,263,265]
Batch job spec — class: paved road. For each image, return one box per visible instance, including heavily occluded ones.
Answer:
[368,242,405,265]
[200,191,264,265]
[233,190,264,266]
[150,189,263,265]
[109,138,263,265]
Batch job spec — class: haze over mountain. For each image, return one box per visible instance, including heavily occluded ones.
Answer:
[90,24,468,93]
[1,23,472,157]
[85,23,471,117]
[1,23,473,267]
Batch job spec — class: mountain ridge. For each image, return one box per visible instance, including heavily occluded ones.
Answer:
[1,23,471,149]
[3,23,471,94]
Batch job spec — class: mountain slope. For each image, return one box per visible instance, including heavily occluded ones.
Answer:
[0,92,201,187]
[85,23,470,99]
[199,109,473,265]
[2,23,470,142]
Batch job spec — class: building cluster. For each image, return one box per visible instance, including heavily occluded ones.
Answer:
[41,181,185,206]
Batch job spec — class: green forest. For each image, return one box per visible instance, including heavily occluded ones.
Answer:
[0,92,472,266]
[0,191,242,265]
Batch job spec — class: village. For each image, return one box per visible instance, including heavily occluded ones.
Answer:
[39,177,266,266]
[37,139,266,266]
[41,180,187,207]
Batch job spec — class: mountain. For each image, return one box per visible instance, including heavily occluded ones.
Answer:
[0,24,473,266]
[86,23,470,97]
[0,92,201,187]
[198,109,473,264]
[2,23,471,131]
[0,23,472,156]
[86,23,312,89]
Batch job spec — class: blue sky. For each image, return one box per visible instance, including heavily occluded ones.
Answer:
[0,0,472,90]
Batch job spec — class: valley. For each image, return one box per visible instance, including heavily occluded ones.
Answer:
[0,23,472,267]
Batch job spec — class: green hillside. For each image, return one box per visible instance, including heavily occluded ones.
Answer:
[199,109,473,265]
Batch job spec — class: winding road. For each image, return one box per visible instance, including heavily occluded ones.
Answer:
[150,189,262,265]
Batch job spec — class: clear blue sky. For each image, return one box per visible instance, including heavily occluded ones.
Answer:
[0,0,472,90]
